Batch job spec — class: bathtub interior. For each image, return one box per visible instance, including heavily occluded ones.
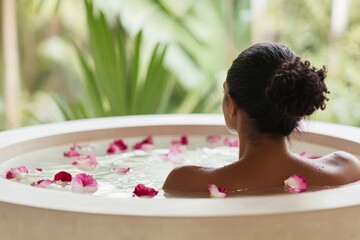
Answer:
[0,122,358,197]
[0,135,343,174]
[1,115,360,217]
[0,132,343,199]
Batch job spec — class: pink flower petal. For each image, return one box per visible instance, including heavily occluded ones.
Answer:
[107,139,128,154]
[133,184,158,197]
[206,135,222,144]
[5,166,29,181]
[139,143,154,151]
[64,144,81,157]
[28,167,43,176]
[71,173,98,193]
[163,154,184,164]
[31,179,53,188]
[171,135,188,146]
[208,184,228,198]
[111,167,130,174]
[18,166,29,173]
[284,174,308,193]
[72,153,99,171]
[224,138,239,147]
[133,136,154,150]
[169,144,187,154]
[298,151,307,157]
[298,151,321,159]
[162,144,187,163]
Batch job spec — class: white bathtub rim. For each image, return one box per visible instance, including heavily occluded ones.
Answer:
[1,114,360,217]
[1,114,360,147]
[0,114,226,148]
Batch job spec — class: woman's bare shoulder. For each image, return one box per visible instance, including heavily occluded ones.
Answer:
[321,151,360,183]
[162,165,215,193]
[324,151,360,166]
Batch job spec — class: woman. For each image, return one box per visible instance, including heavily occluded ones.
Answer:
[163,43,360,194]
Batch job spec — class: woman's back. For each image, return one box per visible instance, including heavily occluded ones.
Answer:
[163,43,360,194]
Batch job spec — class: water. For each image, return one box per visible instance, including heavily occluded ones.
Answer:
[1,135,239,198]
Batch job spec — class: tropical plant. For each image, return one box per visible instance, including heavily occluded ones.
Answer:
[55,0,184,119]
[4,0,360,128]
[133,0,251,113]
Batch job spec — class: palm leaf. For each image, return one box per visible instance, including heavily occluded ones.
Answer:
[54,0,184,120]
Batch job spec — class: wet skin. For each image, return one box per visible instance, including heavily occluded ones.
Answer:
[163,83,360,193]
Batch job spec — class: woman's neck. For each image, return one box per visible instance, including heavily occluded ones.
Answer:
[238,132,289,161]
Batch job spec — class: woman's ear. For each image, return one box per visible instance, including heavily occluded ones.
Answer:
[227,95,238,118]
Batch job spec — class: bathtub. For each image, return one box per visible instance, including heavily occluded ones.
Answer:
[0,114,360,240]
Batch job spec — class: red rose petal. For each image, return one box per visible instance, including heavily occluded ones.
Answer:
[171,135,188,146]
[5,166,29,181]
[54,171,72,182]
[114,139,128,151]
[133,136,153,150]
[133,184,158,197]
[107,139,128,154]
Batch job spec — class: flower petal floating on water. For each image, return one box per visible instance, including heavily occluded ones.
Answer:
[107,144,118,154]
[169,144,187,154]
[63,144,81,157]
[162,144,186,163]
[80,143,97,152]
[28,167,43,176]
[53,171,72,186]
[133,136,154,150]
[171,135,188,146]
[5,166,29,181]
[107,139,128,154]
[31,179,53,188]
[72,153,99,171]
[284,174,308,193]
[298,151,321,159]
[71,173,98,193]
[162,154,184,164]
[206,135,222,145]
[224,138,239,147]
[111,167,130,174]
[133,184,158,198]
[208,184,228,198]
[140,143,155,151]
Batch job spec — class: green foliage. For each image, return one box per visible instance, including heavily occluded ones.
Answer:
[8,0,360,127]
[270,0,360,126]
[143,0,251,113]
[56,0,180,119]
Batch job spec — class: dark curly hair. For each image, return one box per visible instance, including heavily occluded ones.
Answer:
[226,43,329,137]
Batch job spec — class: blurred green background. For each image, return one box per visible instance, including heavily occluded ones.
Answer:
[0,0,359,130]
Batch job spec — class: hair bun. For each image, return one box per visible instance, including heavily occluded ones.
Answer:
[265,57,329,117]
